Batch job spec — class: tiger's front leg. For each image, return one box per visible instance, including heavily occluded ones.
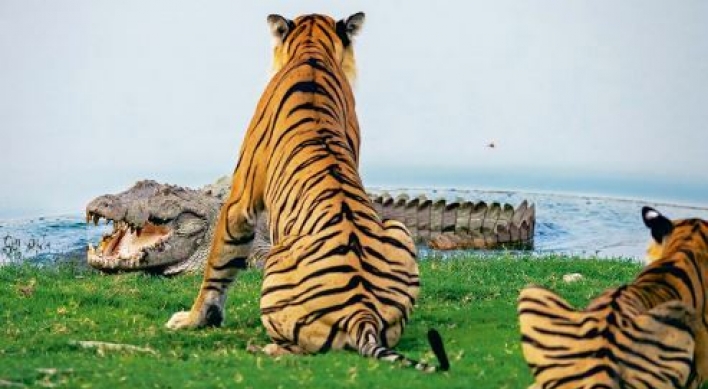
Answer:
[166,200,256,329]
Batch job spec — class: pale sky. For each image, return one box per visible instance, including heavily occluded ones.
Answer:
[2,1,707,217]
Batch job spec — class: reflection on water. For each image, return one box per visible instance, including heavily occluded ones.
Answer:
[1,188,707,264]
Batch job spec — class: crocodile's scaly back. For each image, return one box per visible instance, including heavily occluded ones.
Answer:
[371,193,535,250]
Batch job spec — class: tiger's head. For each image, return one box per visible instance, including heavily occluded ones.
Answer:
[267,13,365,83]
[642,206,708,263]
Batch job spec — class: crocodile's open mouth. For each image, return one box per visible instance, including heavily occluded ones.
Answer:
[86,211,172,270]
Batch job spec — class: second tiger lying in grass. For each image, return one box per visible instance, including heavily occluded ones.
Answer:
[518,207,708,388]
[165,13,448,372]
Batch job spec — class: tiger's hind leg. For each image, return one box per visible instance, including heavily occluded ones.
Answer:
[166,197,260,329]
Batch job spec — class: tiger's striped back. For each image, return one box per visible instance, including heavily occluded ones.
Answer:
[518,207,708,388]
[166,12,448,372]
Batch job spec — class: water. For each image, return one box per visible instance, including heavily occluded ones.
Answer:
[369,188,708,259]
[1,189,707,265]
[0,215,110,264]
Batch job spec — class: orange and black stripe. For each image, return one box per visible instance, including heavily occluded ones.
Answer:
[170,13,447,372]
[518,207,708,388]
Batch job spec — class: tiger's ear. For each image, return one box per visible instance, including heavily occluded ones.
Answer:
[642,206,673,243]
[267,14,292,43]
[336,12,365,45]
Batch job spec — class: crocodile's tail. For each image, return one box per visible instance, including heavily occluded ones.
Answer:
[370,193,535,249]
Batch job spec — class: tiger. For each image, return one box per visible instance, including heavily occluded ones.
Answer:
[518,206,708,388]
[165,12,448,372]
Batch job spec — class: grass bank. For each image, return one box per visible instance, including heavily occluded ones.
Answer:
[0,255,642,388]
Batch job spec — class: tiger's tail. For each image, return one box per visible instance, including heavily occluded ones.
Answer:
[356,328,450,373]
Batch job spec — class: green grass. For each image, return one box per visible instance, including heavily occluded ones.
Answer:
[0,254,643,388]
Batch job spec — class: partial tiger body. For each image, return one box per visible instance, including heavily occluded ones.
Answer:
[519,207,708,388]
[520,286,698,388]
[166,12,447,372]
[260,221,418,353]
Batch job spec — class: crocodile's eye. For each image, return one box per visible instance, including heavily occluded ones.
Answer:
[175,214,206,236]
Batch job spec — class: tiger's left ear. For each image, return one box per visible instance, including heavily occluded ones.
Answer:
[642,206,674,243]
[267,14,293,44]
[336,12,365,45]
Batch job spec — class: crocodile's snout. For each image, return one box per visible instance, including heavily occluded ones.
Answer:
[85,180,220,274]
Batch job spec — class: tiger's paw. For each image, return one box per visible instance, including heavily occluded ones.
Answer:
[165,310,201,330]
[166,304,224,329]
[263,343,302,357]
[248,343,305,357]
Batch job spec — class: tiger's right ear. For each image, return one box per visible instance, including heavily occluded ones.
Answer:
[642,206,673,243]
[336,12,365,46]
[267,14,292,43]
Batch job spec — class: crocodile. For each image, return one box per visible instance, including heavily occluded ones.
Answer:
[371,193,535,250]
[85,179,269,275]
[85,178,535,275]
